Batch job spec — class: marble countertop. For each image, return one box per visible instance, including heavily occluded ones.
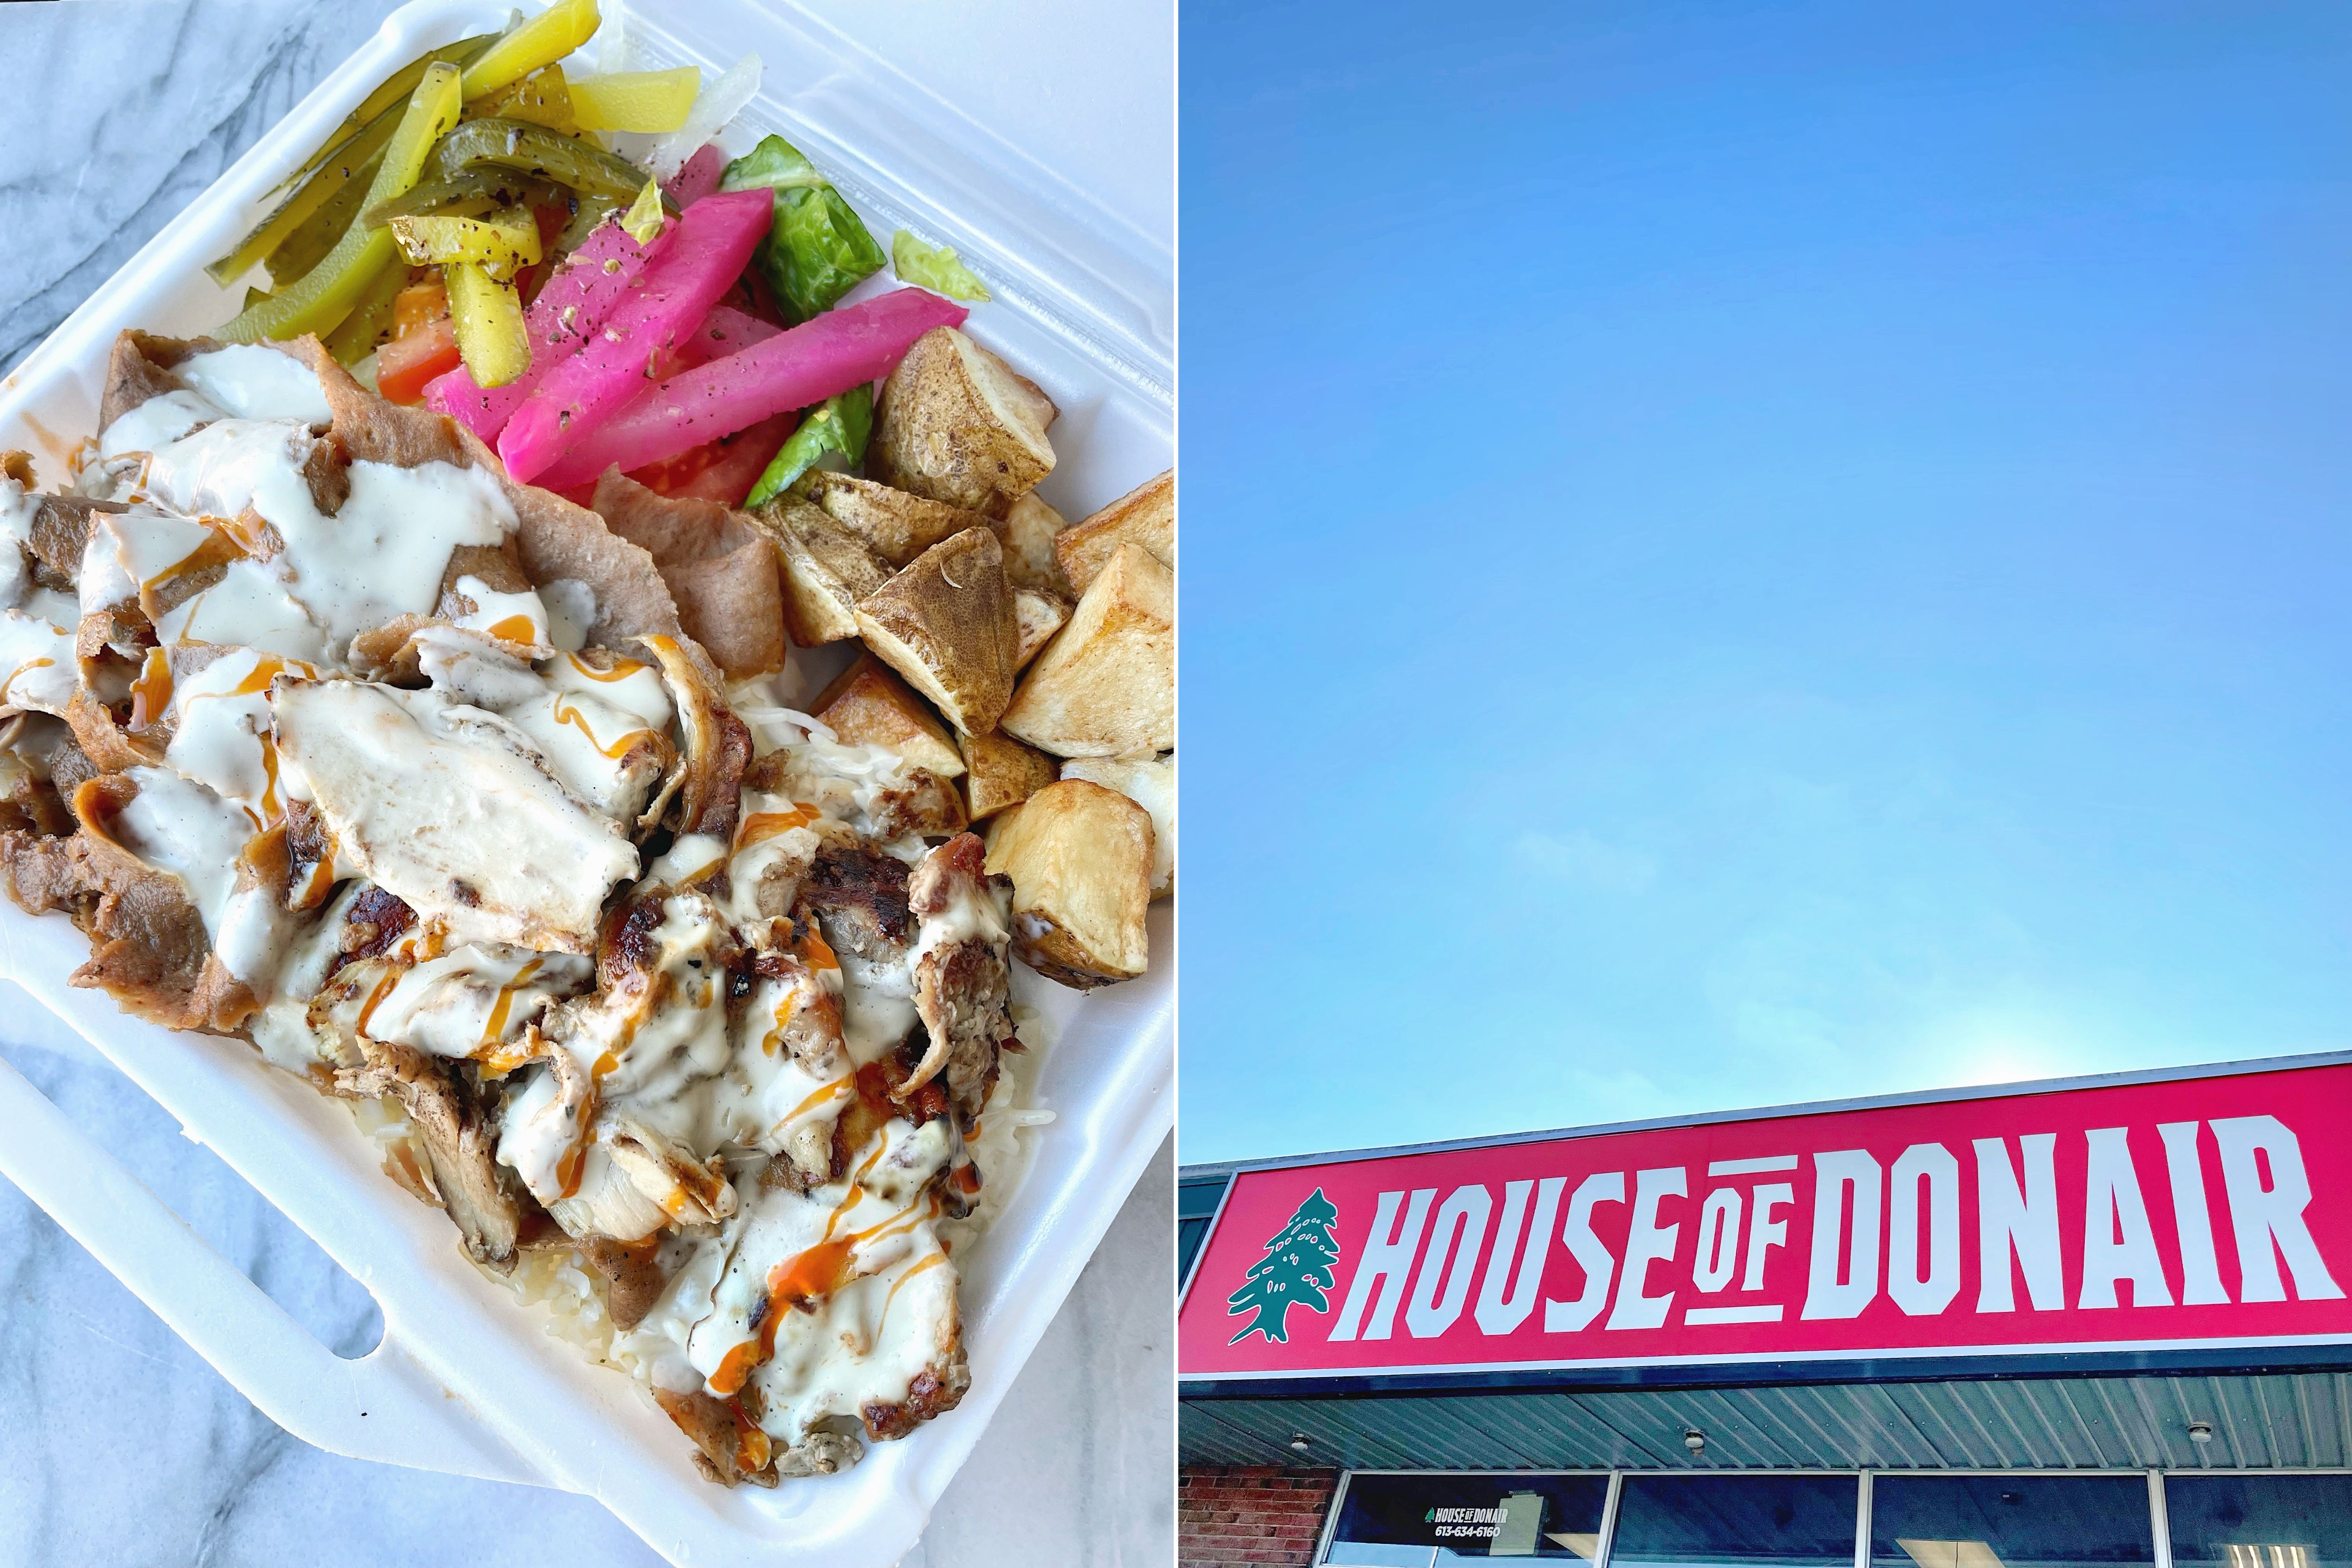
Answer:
[0,3,1173,1564]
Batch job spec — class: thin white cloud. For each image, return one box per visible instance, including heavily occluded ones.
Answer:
[1513,828,1660,894]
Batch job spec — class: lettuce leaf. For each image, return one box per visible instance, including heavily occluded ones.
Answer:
[718,134,829,195]
[891,229,991,302]
[743,384,874,508]
[619,177,666,246]
[720,135,884,321]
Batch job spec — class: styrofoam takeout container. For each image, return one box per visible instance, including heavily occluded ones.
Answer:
[0,3,1174,1563]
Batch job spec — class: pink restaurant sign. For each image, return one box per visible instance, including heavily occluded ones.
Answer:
[1179,1061,2352,1382]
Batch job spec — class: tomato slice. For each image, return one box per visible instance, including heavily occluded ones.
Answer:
[377,279,461,406]
[377,319,461,405]
[625,411,799,507]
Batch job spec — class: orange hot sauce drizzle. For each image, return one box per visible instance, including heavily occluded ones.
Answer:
[758,978,811,1056]
[549,1055,605,1201]
[479,959,545,1046]
[776,1077,855,1128]
[555,1136,590,1200]
[0,658,55,705]
[551,693,652,760]
[212,510,273,559]
[127,649,173,729]
[563,652,649,684]
[475,1041,534,1079]
[730,1404,771,1475]
[134,528,242,621]
[877,1251,946,1330]
[708,1142,897,1395]
[354,970,402,1038]
[295,852,338,907]
[794,922,839,973]
[853,1186,941,1257]
[255,735,288,823]
[226,654,309,696]
[734,802,820,851]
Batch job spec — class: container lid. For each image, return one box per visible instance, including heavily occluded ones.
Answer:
[622,0,1174,405]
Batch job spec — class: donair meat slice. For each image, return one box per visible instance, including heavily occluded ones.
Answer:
[0,807,256,1034]
[591,469,785,681]
[281,337,689,650]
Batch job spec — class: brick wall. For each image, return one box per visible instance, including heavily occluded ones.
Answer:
[1179,1466,1341,1568]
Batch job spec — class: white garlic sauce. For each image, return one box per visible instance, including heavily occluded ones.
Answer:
[42,344,1034,1442]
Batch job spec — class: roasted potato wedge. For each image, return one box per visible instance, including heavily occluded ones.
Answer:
[982,779,1152,988]
[999,542,1172,757]
[868,327,1056,517]
[995,491,1073,598]
[811,651,965,779]
[1012,587,1069,671]
[1062,753,1174,898]
[745,498,891,647]
[853,526,1018,736]
[791,468,991,568]
[1056,469,1173,594]
[961,729,1057,821]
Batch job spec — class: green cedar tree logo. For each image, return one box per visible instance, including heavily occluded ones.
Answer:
[1225,1187,1341,1345]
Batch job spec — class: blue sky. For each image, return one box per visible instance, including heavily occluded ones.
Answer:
[1179,0,2352,1163]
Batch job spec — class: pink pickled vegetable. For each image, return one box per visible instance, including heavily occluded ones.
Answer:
[653,304,781,378]
[664,144,726,208]
[498,189,774,483]
[530,287,967,491]
[425,219,668,441]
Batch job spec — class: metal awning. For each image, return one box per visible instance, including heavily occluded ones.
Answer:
[1181,1370,2352,1473]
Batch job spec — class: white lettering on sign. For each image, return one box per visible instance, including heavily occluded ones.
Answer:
[2079,1127,2171,1310]
[1607,1166,1688,1330]
[2212,1116,2344,1303]
[1543,1172,1625,1332]
[1330,1187,1436,1341]
[1693,1188,1742,1294]
[1887,1142,1961,1317]
[2158,1120,2229,1306]
[1803,1149,1882,1320]
[1406,1186,1494,1339]
[1976,1133,2063,1312]
[1743,1182,1795,1291]
[1307,1112,2349,1359]
[1475,1177,1565,1336]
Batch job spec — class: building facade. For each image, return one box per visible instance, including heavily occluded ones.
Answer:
[1177,1054,2352,1565]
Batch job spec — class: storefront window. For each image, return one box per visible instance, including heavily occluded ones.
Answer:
[1318,1469,2352,1568]
[1608,1474,1859,1566]
[1868,1475,2155,1566]
[1322,1473,1611,1565]
[2165,1474,2352,1567]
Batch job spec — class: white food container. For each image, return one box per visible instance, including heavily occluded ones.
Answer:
[0,3,1174,1563]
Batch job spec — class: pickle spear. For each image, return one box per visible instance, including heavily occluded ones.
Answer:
[389,205,544,282]
[446,262,531,389]
[263,144,387,287]
[204,31,498,286]
[459,0,601,101]
[432,118,647,203]
[216,62,466,344]
[321,259,412,367]
[272,30,501,193]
